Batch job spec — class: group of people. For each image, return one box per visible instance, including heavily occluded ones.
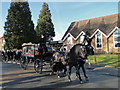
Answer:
[52,46,68,63]
[1,49,22,62]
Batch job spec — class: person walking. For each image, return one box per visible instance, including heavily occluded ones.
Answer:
[7,50,10,61]
[13,49,16,61]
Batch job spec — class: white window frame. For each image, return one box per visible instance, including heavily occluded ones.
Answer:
[80,33,85,43]
[67,36,73,44]
[95,31,103,49]
[113,29,120,48]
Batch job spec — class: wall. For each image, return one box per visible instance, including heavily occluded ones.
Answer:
[63,33,120,54]
[0,38,5,51]
[90,35,110,54]
[108,34,120,53]
[63,38,68,45]
[72,38,76,44]
[76,37,80,44]
[89,34,119,54]
[102,35,108,53]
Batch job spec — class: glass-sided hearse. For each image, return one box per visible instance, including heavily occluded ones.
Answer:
[20,42,54,74]
[20,43,39,70]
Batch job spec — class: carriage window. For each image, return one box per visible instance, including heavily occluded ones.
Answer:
[67,36,72,44]
[95,31,102,49]
[23,47,27,54]
[28,46,34,53]
[113,29,120,48]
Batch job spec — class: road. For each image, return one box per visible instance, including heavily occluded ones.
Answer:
[0,51,119,89]
[1,60,119,89]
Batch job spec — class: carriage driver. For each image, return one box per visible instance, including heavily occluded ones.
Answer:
[38,35,48,57]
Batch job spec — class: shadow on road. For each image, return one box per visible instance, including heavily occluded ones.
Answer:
[2,70,53,88]
[1,61,119,88]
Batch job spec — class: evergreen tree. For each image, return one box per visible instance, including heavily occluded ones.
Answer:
[4,1,36,49]
[36,2,55,42]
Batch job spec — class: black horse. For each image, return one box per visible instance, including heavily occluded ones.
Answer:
[65,35,94,83]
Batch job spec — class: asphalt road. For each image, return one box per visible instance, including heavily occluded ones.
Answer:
[1,60,119,89]
[0,51,119,89]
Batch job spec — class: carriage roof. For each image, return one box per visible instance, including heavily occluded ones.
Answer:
[22,43,38,47]
[47,41,63,47]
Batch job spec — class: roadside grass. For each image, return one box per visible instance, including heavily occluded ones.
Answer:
[88,54,120,67]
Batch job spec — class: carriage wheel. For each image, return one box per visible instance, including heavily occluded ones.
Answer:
[34,59,43,74]
[2,56,6,62]
[20,56,28,70]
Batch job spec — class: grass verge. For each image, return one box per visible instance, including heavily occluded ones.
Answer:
[88,54,120,67]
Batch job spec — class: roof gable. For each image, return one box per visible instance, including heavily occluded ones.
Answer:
[62,14,119,41]
[62,22,75,40]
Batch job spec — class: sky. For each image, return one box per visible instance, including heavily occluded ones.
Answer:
[0,1,119,41]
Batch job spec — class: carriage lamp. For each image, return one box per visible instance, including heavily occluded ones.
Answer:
[36,52,39,55]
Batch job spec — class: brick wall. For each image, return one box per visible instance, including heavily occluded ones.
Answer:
[108,34,120,53]
[63,33,120,54]
[76,36,80,44]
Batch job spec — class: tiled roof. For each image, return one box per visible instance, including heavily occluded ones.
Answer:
[62,13,119,40]
[0,37,4,39]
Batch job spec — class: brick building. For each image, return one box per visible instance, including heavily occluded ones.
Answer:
[0,37,5,51]
[62,14,120,54]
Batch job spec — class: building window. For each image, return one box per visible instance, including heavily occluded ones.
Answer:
[67,36,72,44]
[80,33,85,43]
[113,29,120,48]
[95,31,102,49]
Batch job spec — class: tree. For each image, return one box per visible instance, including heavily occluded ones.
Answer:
[36,2,55,43]
[4,1,36,49]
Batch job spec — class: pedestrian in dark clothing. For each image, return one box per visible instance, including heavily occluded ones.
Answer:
[1,51,4,58]
[16,50,19,60]
[18,50,22,60]
[10,50,13,60]
[7,50,10,61]
[1,50,6,61]
[4,51,7,61]
[12,50,16,61]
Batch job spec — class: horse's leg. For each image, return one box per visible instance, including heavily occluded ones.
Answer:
[50,63,55,75]
[50,68,54,75]
[75,64,83,84]
[63,65,67,76]
[68,65,72,82]
[81,64,89,81]
[57,71,60,78]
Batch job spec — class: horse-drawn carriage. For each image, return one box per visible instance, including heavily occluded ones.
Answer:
[20,42,54,74]
[20,34,94,83]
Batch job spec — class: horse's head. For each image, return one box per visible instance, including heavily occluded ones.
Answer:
[79,44,94,59]
[82,32,94,55]
[85,45,94,55]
